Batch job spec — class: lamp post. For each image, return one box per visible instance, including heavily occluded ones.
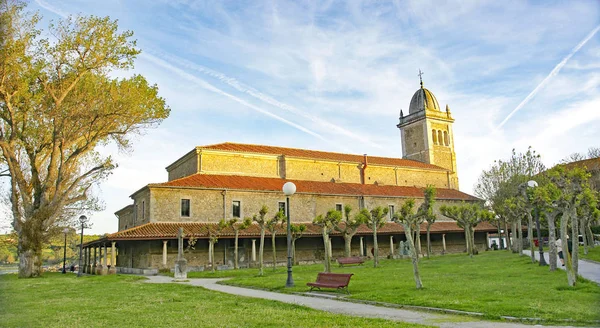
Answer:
[77,215,89,277]
[282,181,296,288]
[62,228,69,274]
[527,180,547,266]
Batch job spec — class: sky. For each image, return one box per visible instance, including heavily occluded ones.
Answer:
[12,0,600,234]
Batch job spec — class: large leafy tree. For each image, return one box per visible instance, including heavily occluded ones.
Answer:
[0,2,170,277]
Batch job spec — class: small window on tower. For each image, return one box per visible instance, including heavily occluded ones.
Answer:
[432,129,437,144]
[438,130,443,146]
[444,131,449,146]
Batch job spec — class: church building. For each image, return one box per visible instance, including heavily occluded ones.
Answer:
[83,79,495,275]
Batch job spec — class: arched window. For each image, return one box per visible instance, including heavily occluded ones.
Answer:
[444,131,449,146]
[438,130,443,146]
[432,129,437,144]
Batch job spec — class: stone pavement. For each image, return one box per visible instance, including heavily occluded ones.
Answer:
[522,249,600,284]
[145,275,582,328]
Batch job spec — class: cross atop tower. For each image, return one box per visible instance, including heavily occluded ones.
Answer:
[418,69,424,88]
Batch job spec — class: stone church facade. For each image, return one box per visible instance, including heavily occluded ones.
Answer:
[83,80,495,274]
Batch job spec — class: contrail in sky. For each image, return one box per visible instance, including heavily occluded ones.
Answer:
[141,53,330,143]
[149,50,383,149]
[496,24,600,130]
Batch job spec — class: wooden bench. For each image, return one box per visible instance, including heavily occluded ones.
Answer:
[337,256,364,267]
[306,272,354,294]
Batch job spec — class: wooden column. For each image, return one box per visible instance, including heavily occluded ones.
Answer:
[251,239,256,262]
[390,236,394,255]
[359,237,364,256]
[110,242,117,274]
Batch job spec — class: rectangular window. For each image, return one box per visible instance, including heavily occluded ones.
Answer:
[181,199,190,217]
[278,201,286,215]
[388,205,395,220]
[142,201,145,221]
[335,203,343,212]
[232,200,241,218]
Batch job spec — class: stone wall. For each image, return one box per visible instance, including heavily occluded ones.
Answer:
[167,150,198,181]
[201,151,279,178]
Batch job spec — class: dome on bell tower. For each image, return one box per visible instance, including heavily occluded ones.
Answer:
[408,86,441,114]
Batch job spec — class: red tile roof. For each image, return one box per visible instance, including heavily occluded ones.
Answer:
[84,221,496,243]
[154,173,478,201]
[200,142,445,170]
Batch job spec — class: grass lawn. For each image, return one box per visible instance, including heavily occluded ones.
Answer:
[579,245,600,262]
[190,251,600,324]
[0,273,430,328]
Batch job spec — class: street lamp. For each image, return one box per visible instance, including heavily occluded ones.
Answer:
[77,215,89,277]
[527,180,547,266]
[282,181,296,288]
[62,228,69,274]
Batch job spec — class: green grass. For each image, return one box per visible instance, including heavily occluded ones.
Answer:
[194,251,600,324]
[0,273,430,328]
[579,246,600,262]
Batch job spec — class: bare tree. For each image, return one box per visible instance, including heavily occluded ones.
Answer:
[252,205,269,276]
[357,206,388,268]
[266,210,285,270]
[334,205,364,257]
[290,223,306,265]
[313,209,341,273]
[229,217,252,270]
[393,199,423,289]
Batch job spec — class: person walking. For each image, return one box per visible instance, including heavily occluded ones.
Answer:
[555,238,564,266]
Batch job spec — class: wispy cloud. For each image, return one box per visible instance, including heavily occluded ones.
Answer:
[34,0,67,18]
[496,24,600,130]
[141,53,330,143]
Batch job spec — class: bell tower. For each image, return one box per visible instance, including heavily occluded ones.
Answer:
[396,71,458,188]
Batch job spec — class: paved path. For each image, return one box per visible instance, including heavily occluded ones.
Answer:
[522,250,600,284]
[145,275,581,328]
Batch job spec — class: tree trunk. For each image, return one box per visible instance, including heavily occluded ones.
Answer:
[504,218,512,251]
[258,228,265,276]
[585,223,594,249]
[403,224,422,289]
[463,227,470,255]
[343,233,352,257]
[517,218,524,255]
[580,218,588,255]
[471,225,477,255]
[234,230,239,270]
[496,222,502,250]
[547,213,557,271]
[528,213,535,263]
[18,232,43,278]
[271,232,277,270]
[415,224,422,256]
[426,223,431,258]
[561,209,576,286]
[571,213,579,277]
[510,221,517,253]
[373,222,379,268]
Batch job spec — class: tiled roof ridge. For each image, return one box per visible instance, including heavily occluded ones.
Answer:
[153,173,479,201]
[198,142,446,170]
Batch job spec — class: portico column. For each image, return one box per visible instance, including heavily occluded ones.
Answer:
[110,242,117,274]
[486,232,490,250]
[442,234,447,255]
[208,242,212,266]
[92,246,97,274]
[102,243,108,275]
[82,247,87,273]
[162,240,168,267]
[251,239,256,262]
[359,237,364,256]
[390,236,394,255]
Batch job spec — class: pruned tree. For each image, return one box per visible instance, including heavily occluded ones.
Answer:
[0,3,170,278]
[252,205,268,276]
[531,180,562,271]
[230,217,252,270]
[392,199,423,289]
[207,219,229,273]
[547,165,590,286]
[290,223,306,265]
[266,210,285,270]
[577,188,599,255]
[333,205,364,257]
[440,203,492,258]
[420,186,437,258]
[357,206,388,268]
[313,209,341,273]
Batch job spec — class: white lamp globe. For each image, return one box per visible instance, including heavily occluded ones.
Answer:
[282,182,296,196]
